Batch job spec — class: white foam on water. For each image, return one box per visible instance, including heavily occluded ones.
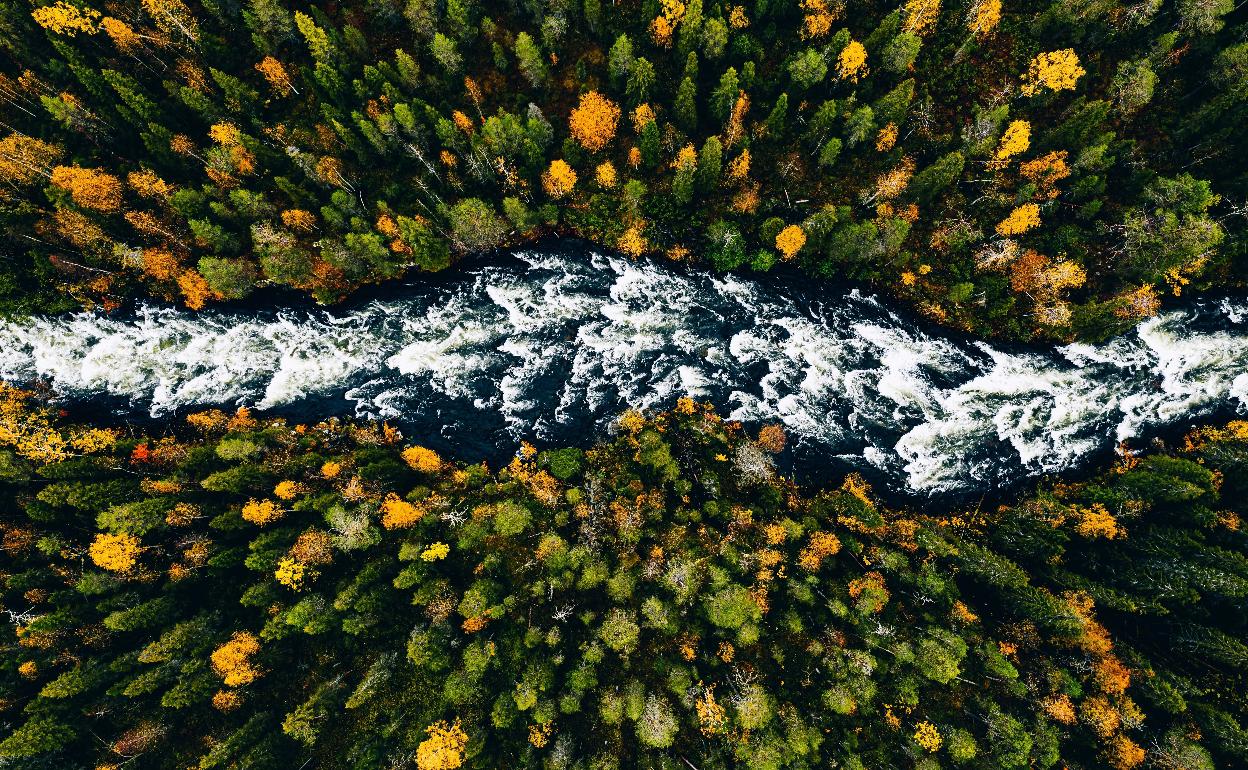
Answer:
[258,310,398,410]
[893,347,1112,492]
[1,248,1246,496]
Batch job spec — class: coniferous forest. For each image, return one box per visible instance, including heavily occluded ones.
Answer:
[3,392,1248,769]
[3,0,1248,768]
[1,0,1246,338]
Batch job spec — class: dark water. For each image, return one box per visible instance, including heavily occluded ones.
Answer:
[1,246,1246,499]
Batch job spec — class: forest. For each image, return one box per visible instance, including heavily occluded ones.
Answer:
[0,0,1245,340]
[5,0,1248,767]
[2,386,1248,768]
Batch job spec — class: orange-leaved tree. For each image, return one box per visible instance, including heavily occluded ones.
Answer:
[50,165,123,212]
[542,159,578,199]
[568,91,620,153]
[210,632,262,686]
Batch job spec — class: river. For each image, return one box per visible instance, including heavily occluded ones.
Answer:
[1,246,1246,498]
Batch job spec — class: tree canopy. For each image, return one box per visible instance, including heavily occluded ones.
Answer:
[2,384,1248,768]
[0,0,1244,340]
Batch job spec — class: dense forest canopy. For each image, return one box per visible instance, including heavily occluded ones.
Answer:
[5,0,1248,767]
[2,385,1248,768]
[0,0,1246,339]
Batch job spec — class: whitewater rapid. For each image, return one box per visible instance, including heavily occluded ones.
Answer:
[1,248,1246,495]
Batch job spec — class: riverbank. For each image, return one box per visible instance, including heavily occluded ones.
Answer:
[2,244,1245,506]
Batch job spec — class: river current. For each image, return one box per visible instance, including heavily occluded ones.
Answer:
[1,247,1246,497]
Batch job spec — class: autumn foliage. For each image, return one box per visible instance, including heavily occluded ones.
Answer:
[210,632,262,687]
[241,498,283,525]
[0,0,1235,346]
[836,40,868,81]
[775,225,806,260]
[31,1,100,35]
[50,166,122,212]
[89,532,140,572]
[568,91,621,153]
[1021,49,1086,96]
[541,159,578,199]
[0,394,1245,765]
[402,446,443,474]
[416,720,468,770]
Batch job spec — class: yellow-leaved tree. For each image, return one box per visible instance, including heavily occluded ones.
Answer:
[996,203,1041,236]
[0,133,64,184]
[381,493,426,529]
[913,721,942,752]
[402,445,443,473]
[902,0,941,36]
[416,720,468,770]
[988,120,1030,169]
[1021,49,1085,96]
[210,632,262,686]
[142,0,200,42]
[100,16,140,49]
[836,41,868,81]
[800,0,838,39]
[241,499,283,525]
[966,0,1000,38]
[32,1,101,36]
[255,56,297,96]
[568,91,621,152]
[542,159,578,199]
[595,161,617,188]
[0,383,115,463]
[89,532,141,572]
[617,225,648,257]
[50,165,123,212]
[274,557,307,590]
[775,225,807,260]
